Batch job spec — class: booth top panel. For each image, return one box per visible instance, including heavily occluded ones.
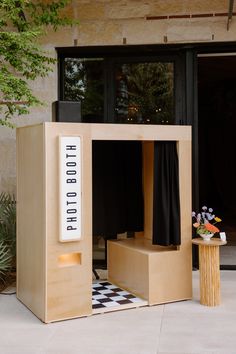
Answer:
[17,123,191,142]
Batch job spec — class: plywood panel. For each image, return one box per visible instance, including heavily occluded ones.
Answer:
[149,245,192,304]
[17,124,46,322]
[90,123,191,141]
[44,123,92,322]
[178,140,192,243]
[108,240,150,300]
[108,239,192,305]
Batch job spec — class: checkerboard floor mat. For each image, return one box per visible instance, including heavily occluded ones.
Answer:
[92,281,147,313]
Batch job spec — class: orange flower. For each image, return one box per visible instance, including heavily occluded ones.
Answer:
[193,222,200,228]
[205,223,219,233]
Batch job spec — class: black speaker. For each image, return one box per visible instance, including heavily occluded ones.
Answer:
[52,101,81,123]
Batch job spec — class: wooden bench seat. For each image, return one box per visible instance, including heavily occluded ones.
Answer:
[108,238,192,305]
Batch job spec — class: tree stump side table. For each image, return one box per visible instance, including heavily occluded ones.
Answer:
[192,238,227,306]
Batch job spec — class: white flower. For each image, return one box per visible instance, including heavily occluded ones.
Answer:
[206,212,214,220]
[192,211,196,217]
[209,208,213,212]
[202,206,207,211]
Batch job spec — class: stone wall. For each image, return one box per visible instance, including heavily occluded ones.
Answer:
[44,0,236,47]
[1,0,236,193]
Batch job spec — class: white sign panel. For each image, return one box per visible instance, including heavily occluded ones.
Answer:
[59,136,82,241]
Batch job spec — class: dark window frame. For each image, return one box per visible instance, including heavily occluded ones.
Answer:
[58,45,186,125]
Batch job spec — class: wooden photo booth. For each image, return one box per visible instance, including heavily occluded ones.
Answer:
[17,123,192,323]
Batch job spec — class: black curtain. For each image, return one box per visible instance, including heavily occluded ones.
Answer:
[92,141,144,236]
[152,141,181,246]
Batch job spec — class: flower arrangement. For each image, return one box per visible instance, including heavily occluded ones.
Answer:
[192,206,222,236]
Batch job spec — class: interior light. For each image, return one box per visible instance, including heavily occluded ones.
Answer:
[58,252,82,267]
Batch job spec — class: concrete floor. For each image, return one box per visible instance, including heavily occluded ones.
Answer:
[0,271,236,354]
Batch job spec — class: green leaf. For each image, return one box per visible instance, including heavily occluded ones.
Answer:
[0,0,78,127]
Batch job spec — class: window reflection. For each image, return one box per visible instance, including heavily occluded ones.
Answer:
[64,58,104,123]
[115,62,174,124]
[62,58,174,125]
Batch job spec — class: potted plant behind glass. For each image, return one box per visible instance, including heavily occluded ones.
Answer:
[192,206,222,241]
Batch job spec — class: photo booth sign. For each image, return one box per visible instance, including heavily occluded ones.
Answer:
[59,136,82,241]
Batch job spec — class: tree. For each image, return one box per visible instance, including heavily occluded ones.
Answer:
[0,0,76,127]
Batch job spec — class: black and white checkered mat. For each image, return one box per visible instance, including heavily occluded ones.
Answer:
[92,281,147,312]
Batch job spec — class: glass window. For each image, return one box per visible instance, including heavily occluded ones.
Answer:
[114,62,174,124]
[61,57,175,125]
[63,58,104,123]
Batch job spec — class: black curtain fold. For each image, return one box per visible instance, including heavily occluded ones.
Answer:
[152,141,181,246]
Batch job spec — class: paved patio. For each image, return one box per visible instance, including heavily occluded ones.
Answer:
[0,271,236,354]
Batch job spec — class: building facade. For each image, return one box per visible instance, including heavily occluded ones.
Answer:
[1,0,236,216]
